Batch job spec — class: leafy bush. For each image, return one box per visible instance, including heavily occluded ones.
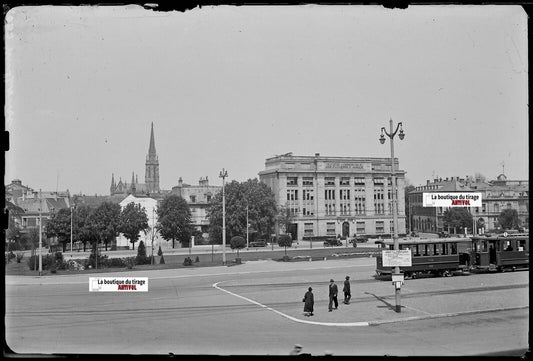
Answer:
[7,251,16,263]
[157,245,163,257]
[135,241,151,265]
[27,253,59,271]
[16,252,24,263]
[86,251,108,269]
[160,255,165,264]
[195,256,199,263]
[183,257,193,266]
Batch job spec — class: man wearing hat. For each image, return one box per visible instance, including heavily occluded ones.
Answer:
[328,279,338,312]
[343,276,351,304]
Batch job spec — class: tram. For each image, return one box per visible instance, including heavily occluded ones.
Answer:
[375,237,472,278]
[469,233,529,272]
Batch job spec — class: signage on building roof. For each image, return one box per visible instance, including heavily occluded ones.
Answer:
[423,192,482,207]
[325,162,366,170]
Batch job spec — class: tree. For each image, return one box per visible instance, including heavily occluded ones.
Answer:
[498,208,521,230]
[88,202,121,251]
[230,236,246,258]
[443,208,473,234]
[119,202,149,250]
[157,195,193,248]
[207,178,277,244]
[278,234,293,256]
[277,205,295,238]
[45,208,72,252]
[73,205,95,252]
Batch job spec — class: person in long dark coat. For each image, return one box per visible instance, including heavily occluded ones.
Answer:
[343,275,351,304]
[328,279,338,311]
[303,287,314,316]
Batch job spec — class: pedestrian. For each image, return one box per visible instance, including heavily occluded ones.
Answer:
[302,287,314,316]
[343,275,351,304]
[328,279,338,312]
[290,344,303,355]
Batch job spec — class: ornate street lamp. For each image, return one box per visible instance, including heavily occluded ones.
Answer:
[379,118,405,313]
[219,168,228,265]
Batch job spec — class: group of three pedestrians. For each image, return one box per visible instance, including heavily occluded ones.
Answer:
[302,276,351,317]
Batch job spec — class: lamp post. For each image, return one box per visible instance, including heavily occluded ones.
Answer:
[151,207,155,265]
[70,206,74,258]
[219,168,228,265]
[379,118,405,313]
[246,204,249,250]
[38,189,43,277]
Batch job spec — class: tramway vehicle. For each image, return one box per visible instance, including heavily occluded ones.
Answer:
[375,237,472,278]
[469,233,529,272]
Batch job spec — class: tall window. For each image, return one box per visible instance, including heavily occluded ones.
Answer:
[356,221,365,234]
[376,221,385,233]
[325,189,335,215]
[304,223,314,236]
[374,188,385,214]
[326,222,336,236]
[354,187,366,215]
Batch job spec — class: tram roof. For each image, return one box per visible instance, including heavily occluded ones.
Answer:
[471,233,529,241]
[375,237,469,245]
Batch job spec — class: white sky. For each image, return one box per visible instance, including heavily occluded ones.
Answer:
[5,5,528,195]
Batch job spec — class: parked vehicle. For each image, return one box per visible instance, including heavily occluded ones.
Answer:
[249,240,268,247]
[323,238,343,247]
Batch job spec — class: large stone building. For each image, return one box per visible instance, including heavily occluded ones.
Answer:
[258,153,407,241]
[408,174,529,234]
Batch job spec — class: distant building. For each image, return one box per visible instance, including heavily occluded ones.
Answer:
[258,153,407,241]
[408,174,529,234]
[169,176,221,235]
[115,194,161,250]
[110,122,166,197]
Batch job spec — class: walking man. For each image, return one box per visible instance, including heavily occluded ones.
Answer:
[328,279,338,312]
[343,276,351,304]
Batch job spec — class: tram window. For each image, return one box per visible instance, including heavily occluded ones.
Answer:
[451,243,457,255]
[504,241,513,251]
[414,245,420,257]
[424,244,429,256]
[442,243,448,255]
[518,240,526,251]
[482,241,488,252]
[433,244,440,255]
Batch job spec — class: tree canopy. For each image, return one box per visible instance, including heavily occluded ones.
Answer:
[230,236,246,257]
[207,178,277,244]
[157,195,193,248]
[45,208,73,252]
[498,208,521,230]
[277,234,293,256]
[88,202,122,251]
[119,202,149,250]
[443,208,473,233]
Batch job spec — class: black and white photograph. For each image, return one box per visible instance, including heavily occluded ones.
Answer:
[4,4,529,357]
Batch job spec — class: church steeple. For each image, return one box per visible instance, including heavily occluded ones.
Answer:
[131,172,136,195]
[110,173,116,195]
[145,122,160,193]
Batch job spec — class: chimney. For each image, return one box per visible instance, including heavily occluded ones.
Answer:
[178,177,183,187]
[426,180,430,185]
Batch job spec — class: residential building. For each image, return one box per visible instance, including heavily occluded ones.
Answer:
[408,174,529,234]
[258,153,407,241]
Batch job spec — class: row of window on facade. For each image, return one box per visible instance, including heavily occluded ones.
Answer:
[302,220,394,236]
[287,188,398,201]
[287,176,396,187]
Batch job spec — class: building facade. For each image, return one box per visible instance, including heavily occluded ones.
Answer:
[169,176,221,235]
[258,153,407,241]
[408,174,529,234]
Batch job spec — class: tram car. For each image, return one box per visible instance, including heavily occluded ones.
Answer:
[375,237,472,278]
[469,233,529,272]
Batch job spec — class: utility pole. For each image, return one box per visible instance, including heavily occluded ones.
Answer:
[38,189,43,276]
[219,168,228,265]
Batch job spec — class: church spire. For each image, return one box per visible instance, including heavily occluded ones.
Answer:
[148,122,157,157]
[110,173,116,195]
[145,123,160,193]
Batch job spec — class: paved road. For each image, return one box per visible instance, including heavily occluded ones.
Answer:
[5,257,529,356]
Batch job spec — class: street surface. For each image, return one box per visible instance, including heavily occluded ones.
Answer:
[5,256,529,356]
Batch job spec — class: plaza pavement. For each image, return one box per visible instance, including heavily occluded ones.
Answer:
[6,256,528,328]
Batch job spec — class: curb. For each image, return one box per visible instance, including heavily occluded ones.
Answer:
[367,305,529,326]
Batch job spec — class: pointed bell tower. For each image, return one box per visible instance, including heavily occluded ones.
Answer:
[145,122,160,193]
[110,173,116,195]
